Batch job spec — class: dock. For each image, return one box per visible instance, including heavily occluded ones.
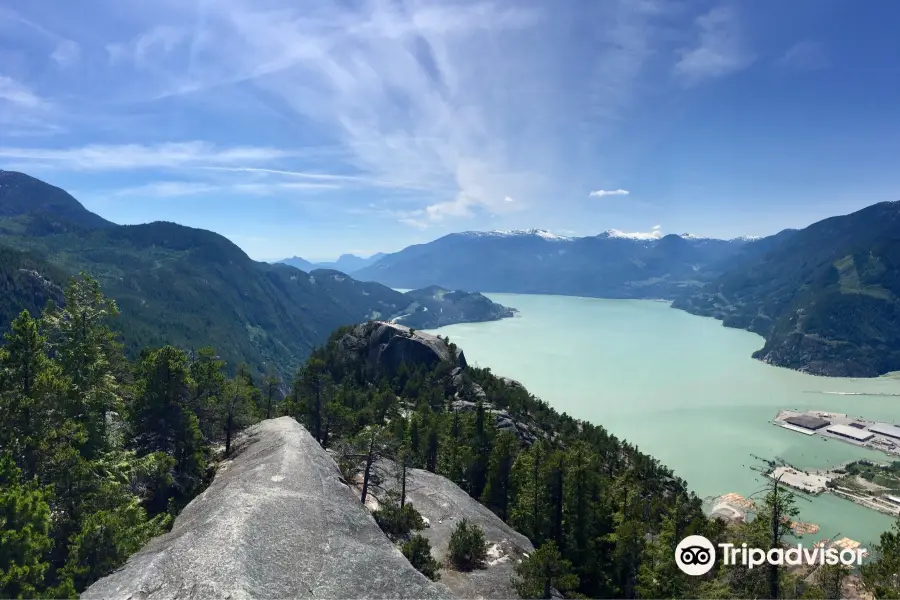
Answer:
[772,409,900,458]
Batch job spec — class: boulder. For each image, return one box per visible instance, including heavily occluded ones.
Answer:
[82,418,452,600]
[380,464,534,600]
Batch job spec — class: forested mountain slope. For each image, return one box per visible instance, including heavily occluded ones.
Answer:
[675,201,900,376]
[0,171,512,375]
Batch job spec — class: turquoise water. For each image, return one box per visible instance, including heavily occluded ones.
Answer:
[427,294,900,547]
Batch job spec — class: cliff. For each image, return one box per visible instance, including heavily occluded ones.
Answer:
[81,418,452,600]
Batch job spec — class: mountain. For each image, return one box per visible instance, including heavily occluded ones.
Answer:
[674,201,900,376]
[281,256,317,271]
[279,252,387,274]
[313,252,386,273]
[0,170,114,230]
[400,286,517,328]
[0,171,513,376]
[303,273,514,330]
[0,245,66,328]
[354,228,756,299]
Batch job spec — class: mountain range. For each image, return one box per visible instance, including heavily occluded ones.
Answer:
[0,171,513,376]
[353,228,773,298]
[350,215,899,377]
[3,170,897,377]
[280,252,386,274]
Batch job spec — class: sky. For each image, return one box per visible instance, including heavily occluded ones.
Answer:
[1,0,899,262]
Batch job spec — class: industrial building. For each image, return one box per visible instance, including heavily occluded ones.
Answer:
[826,424,875,442]
[869,423,900,441]
[785,415,830,431]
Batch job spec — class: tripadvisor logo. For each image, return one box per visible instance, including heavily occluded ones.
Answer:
[675,535,867,576]
[675,535,717,576]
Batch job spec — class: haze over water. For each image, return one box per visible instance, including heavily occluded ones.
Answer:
[428,293,900,547]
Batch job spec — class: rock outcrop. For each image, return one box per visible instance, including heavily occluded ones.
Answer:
[338,321,467,373]
[82,418,452,600]
[378,463,534,600]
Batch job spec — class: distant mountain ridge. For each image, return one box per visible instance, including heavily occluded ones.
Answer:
[0,171,513,376]
[278,252,386,274]
[353,228,766,299]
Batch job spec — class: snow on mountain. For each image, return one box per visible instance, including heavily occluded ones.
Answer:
[459,229,573,241]
[598,229,664,241]
[457,228,757,244]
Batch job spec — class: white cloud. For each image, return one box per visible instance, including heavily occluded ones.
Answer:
[778,41,827,71]
[81,0,670,225]
[0,75,50,110]
[107,26,187,67]
[674,5,753,84]
[589,188,630,198]
[0,142,290,170]
[504,196,514,202]
[107,180,339,198]
[51,40,81,68]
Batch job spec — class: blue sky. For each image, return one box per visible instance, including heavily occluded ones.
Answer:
[1,0,899,261]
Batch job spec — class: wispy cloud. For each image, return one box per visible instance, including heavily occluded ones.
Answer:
[107,180,339,198]
[674,5,753,84]
[51,40,81,68]
[0,142,291,170]
[0,75,60,137]
[90,0,667,225]
[778,41,828,71]
[589,188,630,198]
[0,75,50,110]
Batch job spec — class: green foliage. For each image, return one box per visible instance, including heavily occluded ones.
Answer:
[0,275,263,595]
[402,535,441,582]
[861,518,900,599]
[130,346,207,497]
[58,500,170,592]
[513,541,579,600]
[0,454,52,599]
[288,323,713,599]
[448,518,487,572]
[373,490,425,541]
[676,202,900,376]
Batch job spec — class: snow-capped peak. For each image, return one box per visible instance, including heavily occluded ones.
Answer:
[459,229,572,241]
[730,235,761,242]
[679,232,710,240]
[598,228,663,241]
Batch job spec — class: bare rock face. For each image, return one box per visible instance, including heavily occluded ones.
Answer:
[381,464,534,600]
[82,418,452,600]
[338,321,467,374]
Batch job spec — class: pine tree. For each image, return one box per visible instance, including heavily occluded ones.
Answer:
[0,453,52,598]
[43,275,126,459]
[513,541,579,599]
[861,518,900,599]
[221,376,257,457]
[189,347,226,443]
[131,346,206,496]
[635,512,688,599]
[0,311,54,477]
[481,432,519,520]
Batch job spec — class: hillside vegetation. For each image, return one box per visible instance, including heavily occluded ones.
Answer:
[0,170,512,376]
[675,201,900,376]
